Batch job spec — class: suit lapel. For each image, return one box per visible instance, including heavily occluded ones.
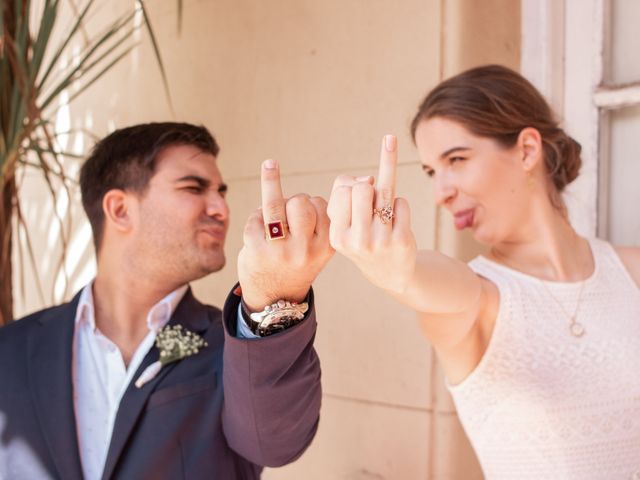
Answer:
[101,288,210,480]
[27,293,84,480]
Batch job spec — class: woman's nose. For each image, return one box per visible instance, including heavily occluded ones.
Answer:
[433,175,456,206]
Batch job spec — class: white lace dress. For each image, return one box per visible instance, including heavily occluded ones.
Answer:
[448,238,640,479]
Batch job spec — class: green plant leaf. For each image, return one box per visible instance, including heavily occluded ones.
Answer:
[39,10,136,110]
[137,0,174,113]
[37,0,94,90]
[29,0,60,86]
[63,42,138,107]
[14,197,47,306]
[2,0,179,319]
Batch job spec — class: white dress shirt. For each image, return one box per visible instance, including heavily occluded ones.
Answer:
[72,283,188,480]
[72,282,259,479]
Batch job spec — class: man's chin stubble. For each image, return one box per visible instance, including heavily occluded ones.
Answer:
[198,257,226,277]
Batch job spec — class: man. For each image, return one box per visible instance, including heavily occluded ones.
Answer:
[0,123,333,479]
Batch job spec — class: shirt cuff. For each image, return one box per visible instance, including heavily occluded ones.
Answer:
[236,302,260,339]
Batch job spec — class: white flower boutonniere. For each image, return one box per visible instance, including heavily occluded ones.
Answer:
[135,325,208,388]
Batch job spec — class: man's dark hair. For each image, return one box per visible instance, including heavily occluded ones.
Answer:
[79,122,219,252]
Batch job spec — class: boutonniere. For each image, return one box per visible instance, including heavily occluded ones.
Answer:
[135,325,208,388]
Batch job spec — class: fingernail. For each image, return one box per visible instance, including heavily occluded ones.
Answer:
[264,159,278,170]
[356,175,372,182]
[384,134,397,152]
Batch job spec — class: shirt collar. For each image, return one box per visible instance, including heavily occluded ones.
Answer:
[74,282,189,333]
[75,282,96,330]
[147,285,189,332]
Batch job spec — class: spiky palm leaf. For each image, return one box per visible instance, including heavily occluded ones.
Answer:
[0,0,177,324]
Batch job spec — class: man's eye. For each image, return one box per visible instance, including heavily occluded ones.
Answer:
[218,186,228,198]
[185,185,204,193]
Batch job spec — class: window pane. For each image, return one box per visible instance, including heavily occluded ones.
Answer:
[602,104,640,244]
[609,0,640,84]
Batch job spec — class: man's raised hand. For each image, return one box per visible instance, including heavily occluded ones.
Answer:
[238,159,334,311]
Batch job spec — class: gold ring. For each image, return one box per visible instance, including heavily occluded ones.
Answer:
[373,204,394,224]
[265,220,288,240]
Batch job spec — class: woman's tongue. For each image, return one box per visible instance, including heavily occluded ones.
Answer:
[454,210,474,230]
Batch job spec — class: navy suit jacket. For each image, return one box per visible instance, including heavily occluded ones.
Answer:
[0,286,321,479]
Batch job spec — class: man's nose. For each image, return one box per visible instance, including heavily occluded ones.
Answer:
[205,191,229,219]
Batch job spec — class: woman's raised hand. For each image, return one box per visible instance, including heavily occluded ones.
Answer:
[327,135,417,294]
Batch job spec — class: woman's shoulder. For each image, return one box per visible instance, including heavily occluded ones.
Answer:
[613,245,640,288]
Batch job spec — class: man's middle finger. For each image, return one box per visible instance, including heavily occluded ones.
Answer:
[261,159,287,239]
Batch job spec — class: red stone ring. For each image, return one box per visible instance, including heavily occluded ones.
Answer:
[265,220,288,240]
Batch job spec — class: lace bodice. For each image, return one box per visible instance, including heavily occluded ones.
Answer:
[448,238,640,479]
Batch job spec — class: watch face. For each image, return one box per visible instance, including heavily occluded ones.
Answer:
[257,316,301,337]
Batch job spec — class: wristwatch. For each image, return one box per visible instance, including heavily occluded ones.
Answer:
[241,297,309,337]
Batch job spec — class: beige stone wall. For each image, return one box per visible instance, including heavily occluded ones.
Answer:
[13,0,520,477]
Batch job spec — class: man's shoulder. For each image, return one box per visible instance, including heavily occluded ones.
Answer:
[186,290,223,316]
[0,301,76,345]
[176,290,224,336]
[199,299,223,315]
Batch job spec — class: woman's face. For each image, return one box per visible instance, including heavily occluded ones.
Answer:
[414,116,531,245]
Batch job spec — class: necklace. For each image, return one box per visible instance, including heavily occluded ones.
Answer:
[540,280,587,337]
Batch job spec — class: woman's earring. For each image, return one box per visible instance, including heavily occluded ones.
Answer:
[523,153,535,188]
[527,171,535,188]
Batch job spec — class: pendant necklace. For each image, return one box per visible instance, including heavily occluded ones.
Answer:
[541,279,587,338]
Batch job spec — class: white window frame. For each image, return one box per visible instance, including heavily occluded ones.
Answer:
[521,0,639,240]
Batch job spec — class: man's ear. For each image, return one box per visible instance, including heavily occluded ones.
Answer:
[102,189,136,234]
[517,127,543,172]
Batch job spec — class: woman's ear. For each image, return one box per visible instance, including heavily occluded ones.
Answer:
[517,127,543,172]
[102,189,134,234]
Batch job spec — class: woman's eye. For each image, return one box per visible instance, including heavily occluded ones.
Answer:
[422,166,435,177]
[449,156,465,164]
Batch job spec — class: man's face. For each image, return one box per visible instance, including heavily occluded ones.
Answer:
[134,144,230,283]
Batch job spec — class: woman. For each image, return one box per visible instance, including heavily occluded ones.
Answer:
[327,65,640,478]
